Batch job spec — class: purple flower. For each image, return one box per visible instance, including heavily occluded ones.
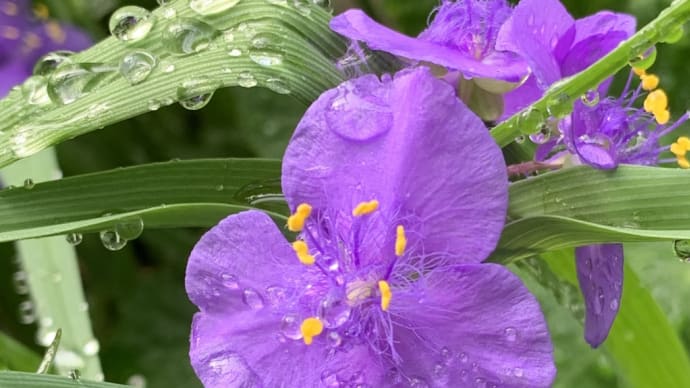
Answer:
[496,0,635,117]
[186,68,556,387]
[330,0,527,83]
[0,0,91,97]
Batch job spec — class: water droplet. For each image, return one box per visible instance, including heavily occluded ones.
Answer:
[148,99,162,111]
[161,61,176,73]
[318,296,351,328]
[161,6,176,19]
[609,298,619,311]
[18,300,35,324]
[662,25,684,44]
[38,330,58,346]
[65,233,83,246]
[180,93,214,110]
[228,48,242,56]
[21,75,51,105]
[628,46,657,71]
[440,347,452,360]
[280,313,302,339]
[474,377,487,388]
[33,51,74,76]
[459,352,469,363]
[327,331,342,347]
[515,135,526,144]
[109,6,155,42]
[190,0,241,15]
[221,273,239,289]
[22,178,35,189]
[82,339,100,356]
[673,240,690,262]
[249,51,283,67]
[100,229,127,251]
[242,288,264,309]
[55,349,85,369]
[580,89,600,107]
[504,327,518,342]
[120,51,158,85]
[320,370,339,387]
[115,218,144,240]
[513,368,524,377]
[546,93,572,118]
[163,18,218,54]
[529,123,553,145]
[237,72,258,88]
[177,77,220,110]
[12,271,29,294]
[264,285,287,305]
[265,77,291,95]
[408,377,429,387]
[47,63,117,105]
[69,370,81,381]
[517,107,545,135]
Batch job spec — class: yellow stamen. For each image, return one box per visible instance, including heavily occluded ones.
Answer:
[292,240,315,266]
[632,67,646,77]
[352,200,379,216]
[654,109,670,125]
[378,280,392,311]
[643,89,668,113]
[300,317,323,345]
[640,74,660,91]
[33,3,49,19]
[395,225,407,256]
[678,136,690,149]
[45,21,66,44]
[287,203,312,232]
[678,157,690,169]
[670,142,687,157]
[0,25,19,40]
[21,32,41,53]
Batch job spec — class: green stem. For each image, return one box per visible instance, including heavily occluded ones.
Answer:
[0,149,102,380]
[491,0,690,147]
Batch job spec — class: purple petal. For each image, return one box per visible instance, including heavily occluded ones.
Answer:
[560,31,629,78]
[496,0,575,87]
[282,68,508,264]
[330,9,527,82]
[0,0,33,55]
[0,59,29,97]
[572,11,636,48]
[20,21,92,69]
[391,263,556,387]
[575,244,624,347]
[190,312,386,387]
[500,75,544,119]
[185,210,319,314]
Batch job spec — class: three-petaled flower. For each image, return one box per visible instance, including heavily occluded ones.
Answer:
[186,68,556,387]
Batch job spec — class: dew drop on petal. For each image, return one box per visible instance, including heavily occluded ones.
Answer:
[242,288,264,309]
[609,298,619,311]
[220,273,239,289]
[109,6,155,42]
[459,352,469,363]
[327,331,342,347]
[504,327,518,342]
[317,296,351,328]
[513,367,524,378]
[280,313,302,339]
[408,376,429,388]
[320,370,339,387]
[474,377,487,388]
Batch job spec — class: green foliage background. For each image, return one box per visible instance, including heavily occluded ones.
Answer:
[1,1,689,387]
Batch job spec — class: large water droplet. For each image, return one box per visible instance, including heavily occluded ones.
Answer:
[190,0,241,15]
[280,313,302,339]
[163,18,218,55]
[242,288,264,309]
[109,6,155,42]
[21,76,51,106]
[115,218,144,240]
[100,229,127,251]
[120,51,157,85]
[673,240,690,262]
[580,89,600,107]
[177,77,220,110]
[529,125,552,145]
[47,63,117,105]
[33,51,74,76]
[65,232,83,246]
[318,296,351,328]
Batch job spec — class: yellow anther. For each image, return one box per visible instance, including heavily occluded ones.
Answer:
[352,200,379,216]
[671,143,687,157]
[640,74,660,91]
[45,21,66,44]
[643,89,668,113]
[33,3,49,19]
[654,109,670,125]
[287,203,312,232]
[1,1,18,16]
[678,136,690,149]
[0,25,19,40]
[300,317,323,345]
[378,280,392,311]
[678,157,690,169]
[292,240,315,266]
[632,67,646,77]
[21,32,41,52]
[395,225,407,257]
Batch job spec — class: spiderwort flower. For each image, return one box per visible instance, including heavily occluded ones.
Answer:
[186,68,556,387]
[496,0,635,118]
[0,0,91,96]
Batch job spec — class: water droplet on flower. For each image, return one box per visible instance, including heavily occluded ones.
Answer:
[190,0,241,15]
[33,51,74,76]
[327,331,343,347]
[120,51,157,85]
[459,352,469,363]
[82,339,100,356]
[504,327,517,342]
[408,376,429,387]
[474,377,487,388]
[237,72,258,88]
[517,107,545,135]
[47,63,116,105]
[100,229,127,251]
[609,298,619,311]
[440,347,452,360]
[18,300,36,324]
[580,89,600,107]
[163,18,218,54]
[249,51,283,67]
[593,288,604,314]
[264,285,287,305]
[242,288,264,309]
[513,368,524,377]
[109,6,155,42]
[221,273,239,289]
[65,233,83,246]
[320,370,339,387]
[115,218,144,240]
[318,296,351,328]
[280,313,302,339]
[673,240,690,262]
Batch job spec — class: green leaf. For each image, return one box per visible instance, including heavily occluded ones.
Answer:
[0,0,348,168]
[490,0,690,146]
[492,165,690,262]
[0,158,284,242]
[0,332,41,373]
[536,250,690,387]
[0,371,127,388]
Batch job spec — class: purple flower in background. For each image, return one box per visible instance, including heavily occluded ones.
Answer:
[0,0,91,96]
[330,0,527,83]
[186,68,556,387]
[496,0,635,118]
